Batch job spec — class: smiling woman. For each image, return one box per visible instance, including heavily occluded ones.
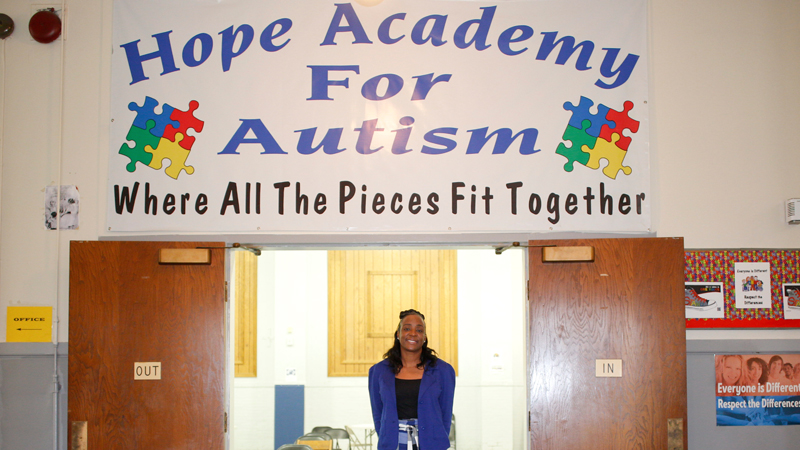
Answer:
[368,310,456,450]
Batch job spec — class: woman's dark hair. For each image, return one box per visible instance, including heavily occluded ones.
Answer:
[747,357,769,385]
[383,309,438,374]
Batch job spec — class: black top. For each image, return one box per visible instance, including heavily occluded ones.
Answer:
[395,378,421,420]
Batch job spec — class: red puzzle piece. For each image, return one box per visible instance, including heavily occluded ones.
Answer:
[163,100,204,150]
[599,101,640,150]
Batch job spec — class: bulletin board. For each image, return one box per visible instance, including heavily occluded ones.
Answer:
[685,250,800,328]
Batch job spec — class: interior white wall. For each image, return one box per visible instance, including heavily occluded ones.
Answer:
[1,0,798,344]
[231,249,527,450]
[454,249,527,450]
[232,251,277,450]
[649,0,800,249]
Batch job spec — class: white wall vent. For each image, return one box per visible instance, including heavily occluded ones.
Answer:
[787,199,800,224]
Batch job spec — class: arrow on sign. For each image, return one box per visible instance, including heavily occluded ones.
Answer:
[16,328,42,331]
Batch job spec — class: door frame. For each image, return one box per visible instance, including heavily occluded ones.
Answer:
[68,237,685,450]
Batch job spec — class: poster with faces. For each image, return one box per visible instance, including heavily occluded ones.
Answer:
[734,262,771,309]
[715,353,800,426]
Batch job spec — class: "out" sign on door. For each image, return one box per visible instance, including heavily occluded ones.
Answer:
[134,362,162,380]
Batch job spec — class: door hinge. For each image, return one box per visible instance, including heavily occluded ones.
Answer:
[224,412,228,433]
[224,281,229,303]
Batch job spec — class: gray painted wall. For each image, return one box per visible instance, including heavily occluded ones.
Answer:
[688,340,800,448]
[0,343,67,450]
[3,340,800,449]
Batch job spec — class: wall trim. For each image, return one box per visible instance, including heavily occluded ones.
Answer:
[0,342,68,356]
[687,339,800,354]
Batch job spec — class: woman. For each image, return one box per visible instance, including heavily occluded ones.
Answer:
[368,310,456,450]
[767,355,784,383]
[715,354,744,388]
[715,355,751,426]
[745,357,768,386]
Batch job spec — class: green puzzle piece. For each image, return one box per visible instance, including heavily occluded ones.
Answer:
[119,119,158,172]
[556,119,595,172]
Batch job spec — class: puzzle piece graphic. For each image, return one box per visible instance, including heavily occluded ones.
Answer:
[563,96,615,137]
[119,120,159,172]
[145,133,195,180]
[599,100,640,150]
[128,96,179,138]
[581,133,632,180]
[556,119,595,172]
[163,100,204,150]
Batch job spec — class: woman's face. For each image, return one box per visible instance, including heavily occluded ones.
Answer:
[748,361,762,381]
[397,314,426,353]
[723,357,742,385]
[769,359,783,377]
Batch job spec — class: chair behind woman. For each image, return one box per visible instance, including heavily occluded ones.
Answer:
[297,432,331,441]
[296,442,331,450]
[324,428,349,450]
[344,426,371,450]
[297,432,332,450]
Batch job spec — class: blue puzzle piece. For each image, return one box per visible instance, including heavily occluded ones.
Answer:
[128,96,179,139]
[563,96,615,137]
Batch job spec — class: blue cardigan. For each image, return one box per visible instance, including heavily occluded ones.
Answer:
[368,358,456,450]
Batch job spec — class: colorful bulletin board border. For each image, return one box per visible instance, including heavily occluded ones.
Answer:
[686,250,800,328]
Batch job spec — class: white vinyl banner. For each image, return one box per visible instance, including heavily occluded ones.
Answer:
[108,0,650,233]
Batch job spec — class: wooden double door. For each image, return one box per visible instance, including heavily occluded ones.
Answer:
[68,238,686,449]
[528,238,687,449]
[68,241,227,449]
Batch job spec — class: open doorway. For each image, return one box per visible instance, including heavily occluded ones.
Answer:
[229,248,529,450]
[67,239,684,449]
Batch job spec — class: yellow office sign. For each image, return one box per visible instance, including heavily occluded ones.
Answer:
[6,306,52,342]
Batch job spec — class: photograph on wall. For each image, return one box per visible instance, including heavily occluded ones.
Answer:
[734,262,771,309]
[715,353,800,426]
[784,284,800,320]
[685,282,724,319]
[44,185,80,230]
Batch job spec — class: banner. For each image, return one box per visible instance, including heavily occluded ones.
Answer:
[715,354,800,426]
[108,0,649,232]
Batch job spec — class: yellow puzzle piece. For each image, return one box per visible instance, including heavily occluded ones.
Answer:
[145,132,195,180]
[581,132,632,180]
